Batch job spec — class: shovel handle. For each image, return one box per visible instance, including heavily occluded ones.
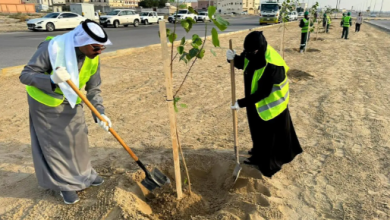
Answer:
[66,79,139,162]
[229,40,239,162]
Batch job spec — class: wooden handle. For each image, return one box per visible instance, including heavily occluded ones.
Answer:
[66,79,139,161]
[229,40,239,162]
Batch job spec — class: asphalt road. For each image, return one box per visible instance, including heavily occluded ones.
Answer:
[0,16,266,69]
[366,20,390,31]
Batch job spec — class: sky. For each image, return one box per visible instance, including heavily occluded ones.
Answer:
[260,0,390,12]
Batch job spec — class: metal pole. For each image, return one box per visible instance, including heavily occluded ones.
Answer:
[378,0,384,17]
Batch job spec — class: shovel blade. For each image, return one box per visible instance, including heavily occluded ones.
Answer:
[232,164,242,183]
[141,168,170,191]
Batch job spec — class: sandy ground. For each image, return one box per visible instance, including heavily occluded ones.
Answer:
[0,22,390,220]
[0,15,27,32]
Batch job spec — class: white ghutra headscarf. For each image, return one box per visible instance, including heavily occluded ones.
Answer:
[48,20,112,108]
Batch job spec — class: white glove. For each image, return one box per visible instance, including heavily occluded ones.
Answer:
[231,101,240,110]
[50,67,71,84]
[226,49,236,61]
[97,114,112,132]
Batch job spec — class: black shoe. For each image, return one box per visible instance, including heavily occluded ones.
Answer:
[91,176,104,186]
[60,191,80,205]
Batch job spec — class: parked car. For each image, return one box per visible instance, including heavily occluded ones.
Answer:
[370,14,377,17]
[287,11,298,21]
[139,11,163,24]
[99,9,140,28]
[168,9,197,23]
[196,12,213,22]
[27,12,86,32]
[298,12,304,16]
[241,11,248,15]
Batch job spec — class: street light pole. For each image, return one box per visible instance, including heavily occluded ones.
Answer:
[378,0,384,17]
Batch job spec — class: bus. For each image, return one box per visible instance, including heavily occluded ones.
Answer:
[259,0,282,25]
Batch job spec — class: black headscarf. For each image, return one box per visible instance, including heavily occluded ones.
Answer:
[243,31,267,69]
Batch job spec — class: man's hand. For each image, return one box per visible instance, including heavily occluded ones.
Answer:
[226,49,236,61]
[231,101,240,110]
[51,67,71,84]
[97,114,112,132]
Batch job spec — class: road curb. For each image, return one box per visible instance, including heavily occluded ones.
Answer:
[1,22,288,77]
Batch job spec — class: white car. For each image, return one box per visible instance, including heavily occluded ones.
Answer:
[241,11,248,15]
[139,11,164,25]
[168,9,197,23]
[288,11,298,21]
[27,12,86,32]
[99,9,140,28]
[196,12,213,22]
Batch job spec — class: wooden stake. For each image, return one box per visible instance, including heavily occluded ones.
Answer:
[158,21,183,199]
[280,13,285,58]
[305,17,310,53]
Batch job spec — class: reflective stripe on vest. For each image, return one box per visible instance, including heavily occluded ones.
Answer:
[343,16,351,27]
[243,45,290,121]
[25,36,99,107]
[302,18,309,33]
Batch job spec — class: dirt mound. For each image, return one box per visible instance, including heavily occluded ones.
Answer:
[0,151,277,220]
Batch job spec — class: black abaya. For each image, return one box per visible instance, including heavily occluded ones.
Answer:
[232,49,303,177]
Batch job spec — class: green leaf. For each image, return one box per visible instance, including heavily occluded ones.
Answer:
[210,48,217,57]
[177,46,184,55]
[179,53,188,64]
[211,28,220,47]
[191,36,202,48]
[180,37,186,45]
[181,20,190,32]
[168,33,177,43]
[188,7,198,15]
[180,103,187,108]
[192,34,200,42]
[197,49,205,59]
[208,6,216,19]
[166,29,171,37]
[212,14,229,31]
[189,48,199,59]
[186,17,196,24]
[184,177,188,184]
[173,97,180,112]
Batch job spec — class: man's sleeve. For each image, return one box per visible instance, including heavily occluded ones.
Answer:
[19,40,56,93]
[85,59,105,122]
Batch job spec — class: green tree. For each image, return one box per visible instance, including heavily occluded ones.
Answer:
[179,4,188,9]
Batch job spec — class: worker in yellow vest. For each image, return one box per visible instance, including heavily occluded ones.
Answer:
[299,11,313,53]
[226,31,302,178]
[19,19,112,205]
[323,13,331,33]
[341,12,352,39]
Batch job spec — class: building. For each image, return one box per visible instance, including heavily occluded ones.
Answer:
[64,0,140,8]
[197,0,213,10]
[216,0,258,14]
[242,0,259,14]
[0,0,35,12]
[216,0,242,14]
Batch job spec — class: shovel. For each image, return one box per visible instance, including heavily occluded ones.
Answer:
[66,78,170,191]
[229,40,242,183]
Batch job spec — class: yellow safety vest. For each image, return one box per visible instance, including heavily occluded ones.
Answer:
[327,15,331,24]
[343,16,351,27]
[302,18,309,33]
[26,36,99,107]
[244,45,290,121]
